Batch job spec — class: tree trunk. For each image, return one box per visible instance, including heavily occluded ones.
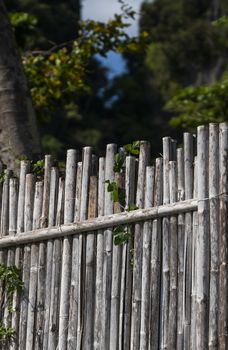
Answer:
[0,2,41,169]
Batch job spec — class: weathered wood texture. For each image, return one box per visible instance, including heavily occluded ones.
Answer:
[0,122,226,350]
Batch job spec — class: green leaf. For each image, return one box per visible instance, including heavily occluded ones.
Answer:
[113,225,130,245]
[124,141,140,155]
[127,204,139,211]
[113,153,125,173]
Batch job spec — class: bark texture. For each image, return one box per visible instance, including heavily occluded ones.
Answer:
[0,2,41,169]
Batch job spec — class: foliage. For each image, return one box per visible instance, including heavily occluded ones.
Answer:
[166,73,228,129]
[0,325,15,342]
[105,180,126,207]
[6,0,80,50]
[22,15,148,124]
[6,1,148,158]
[113,153,125,173]
[0,264,23,341]
[0,171,6,184]
[113,225,131,245]
[0,264,23,302]
[124,141,140,155]
[9,11,38,49]
[105,142,140,246]
[32,159,45,177]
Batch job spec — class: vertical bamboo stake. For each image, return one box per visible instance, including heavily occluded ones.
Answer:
[35,154,52,350]
[76,147,92,350]
[43,167,59,349]
[177,148,185,350]
[59,149,77,350]
[7,177,18,261]
[74,162,82,222]
[3,178,18,329]
[149,157,163,350]
[131,141,150,350]
[102,143,116,349]
[196,125,209,349]
[191,156,198,350]
[82,174,97,349]
[48,178,64,349]
[9,178,18,237]
[1,169,11,237]
[56,178,65,226]
[11,160,30,350]
[183,133,194,349]
[94,157,105,349]
[120,156,136,350]
[26,179,42,350]
[67,162,82,349]
[110,171,124,350]
[140,166,154,350]
[19,174,35,350]
[17,160,30,233]
[0,161,4,231]
[160,137,171,350]
[218,122,228,349]
[24,174,35,232]
[208,124,219,349]
[168,161,178,349]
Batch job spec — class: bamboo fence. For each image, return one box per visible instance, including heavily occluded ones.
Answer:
[0,122,227,350]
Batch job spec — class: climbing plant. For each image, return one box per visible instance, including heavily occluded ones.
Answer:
[106,142,140,246]
[0,264,23,342]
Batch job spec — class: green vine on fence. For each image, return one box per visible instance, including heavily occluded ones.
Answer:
[0,264,23,342]
[106,142,140,246]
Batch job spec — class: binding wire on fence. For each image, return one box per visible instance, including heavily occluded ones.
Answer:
[0,122,227,350]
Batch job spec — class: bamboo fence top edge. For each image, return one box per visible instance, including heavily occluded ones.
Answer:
[0,199,197,248]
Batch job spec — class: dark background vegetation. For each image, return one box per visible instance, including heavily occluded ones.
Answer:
[6,0,228,159]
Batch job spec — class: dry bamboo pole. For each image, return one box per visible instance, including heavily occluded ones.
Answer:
[76,147,92,350]
[0,161,4,230]
[43,167,59,349]
[19,174,35,350]
[0,174,9,350]
[0,199,197,248]
[9,178,18,237]
[131,141,150,350]
[82,174,97,349]
[119,156,135,350]
[177,148,185,350]
[11,160,30,350]
[183,133,194,349]
[67,162,82,350]
[160,136,171,350]
[190,156,198,350]
[24,174,35,232]
[35,154,52,350]
[48,178,64,349]
[74,162,82,221]
[59,149,77,350]
[26,179,42,350]
[140,165,154,350]
[102,143,116,349]
[196,125,209,349]
[3,178,18,329]
[17,160,30,233]
[218,122,228,349]
[168,161,178,349]
[94,157,105,349]
[110,172,124,350]
[149,157,163,350]
[1,169,11,238]
[208,124,219,349]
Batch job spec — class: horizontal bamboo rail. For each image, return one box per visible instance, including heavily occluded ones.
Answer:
[0,199,197,248]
